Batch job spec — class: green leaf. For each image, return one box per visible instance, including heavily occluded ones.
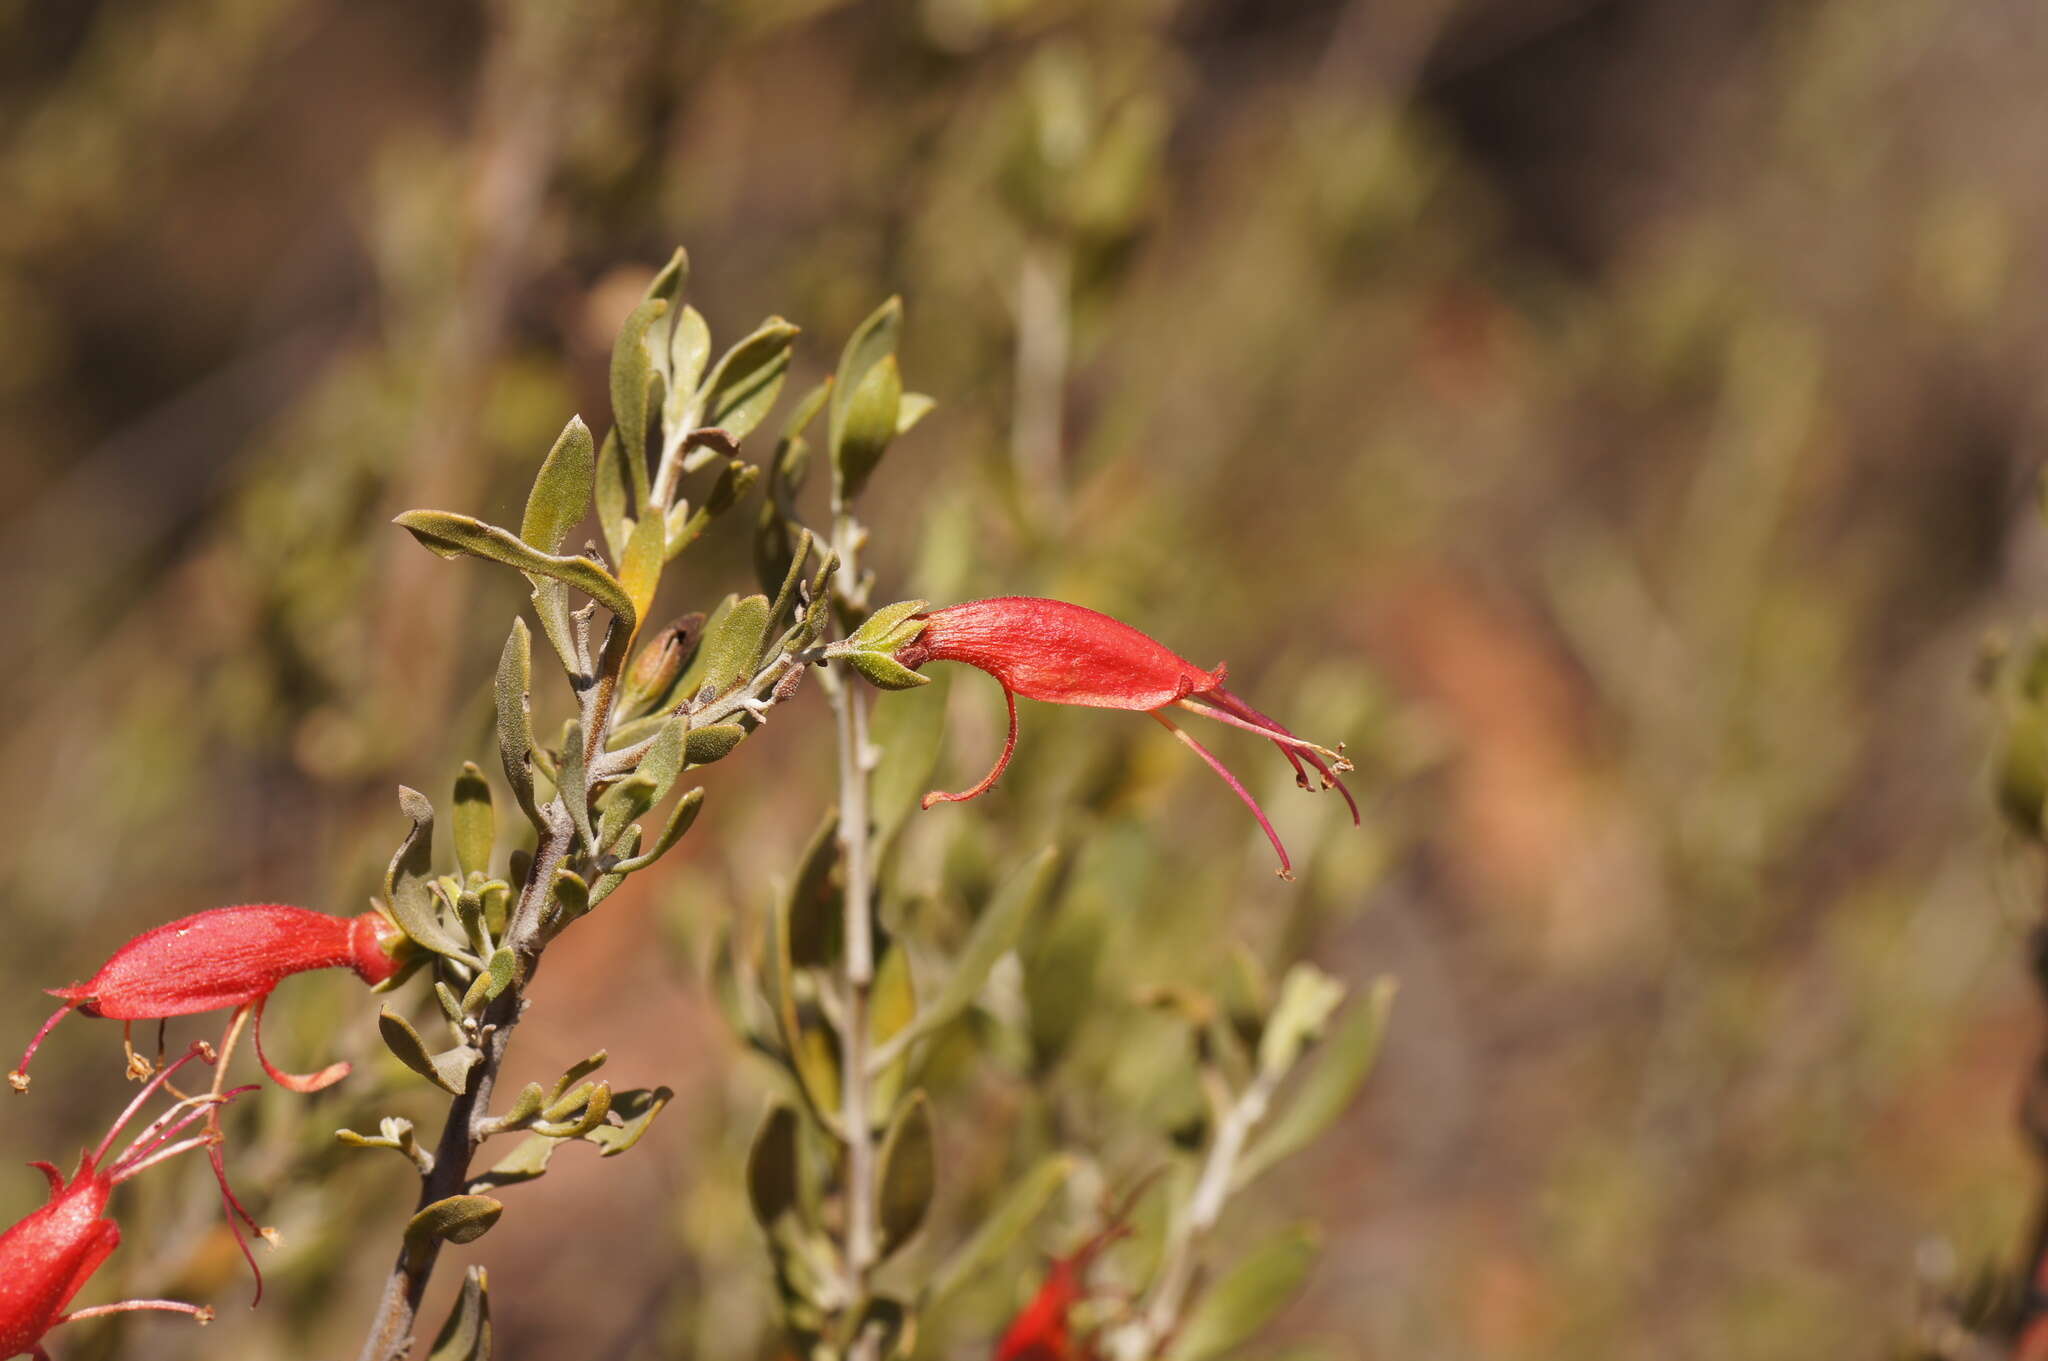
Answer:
[520,416,596,554]
[1168,1226,1320,1361]
[520,418,596,682]
[586,1085,673,1156]
[833,353,903,505]
[684,723,746,765]
[532,1081,612,1138]
[611,786,704,874]
[747,1102,801,1228]
[674,593,737,700]
[394,510,636,629]
[851,599,930,650]
[619,507,666,625]
[876,1091,935,1259]
[896,392,936,436]
[1235,977,1394,1189]
[558,720,595,851]
[670,305,712,410]
[475,1134,559,1190]
[594,429,631,562]
[385,787,466,957]
[495,621,542,830]
[406,1195,504,1255]
[870,940,916,1114]
[644,246,689,313]
[549,868,591,935]
[427,1265,492,1361]
[379,1008,480,1095]
[692,593,772,699]
[595,772,659,856]
[786,812,844,970]
[890,848,1058,1056]
[845,648,931,692]
[929,1154,1074,1301]
[461,948,518,1016]
[335,1116,423,1164]
[610,295,669,512]
[1257,964,1346,1079]
[768,891,841,1131]
[829,296,902,461]
[700,318,799,442]
[871,668,952,847]
[453,763,495,879]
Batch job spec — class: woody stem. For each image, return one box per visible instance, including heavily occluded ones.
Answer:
[357,611,598,1360]
[828,505,884,1361]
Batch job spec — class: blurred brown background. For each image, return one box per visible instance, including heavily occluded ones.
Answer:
[3,0,2047,1358]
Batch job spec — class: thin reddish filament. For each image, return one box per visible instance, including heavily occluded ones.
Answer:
[1188,688,1361,824]
[59,1299,214,1325]
[90,1046,210,1169]
[923,683,1020,809]
[9,1002,77,1091]
[250,995,349,1093]
[1150,711,1294,879]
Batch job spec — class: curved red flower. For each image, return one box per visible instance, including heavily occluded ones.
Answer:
[893,597,1358,879]
[10,905,400,1097]
[0,1044,258,1357]
[8,905,402,1298]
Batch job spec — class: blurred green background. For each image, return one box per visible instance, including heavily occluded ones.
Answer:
[1,0,2042,1358]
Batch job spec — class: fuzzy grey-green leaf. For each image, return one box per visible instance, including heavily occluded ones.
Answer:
[587,1085,673,1156]
[829,296,902,458]
[610,295,668,512]
[453,762,495,879]
[833,352,903,504]
[520,416,595,555]
[386,787,466,957]
[700,317,798,442]
[845,648,931,692]
[394,510,635,628]
[406,1195,504,1253]
[694,593,772,698]
[380,1008,479,1095]
[495,620,542,830]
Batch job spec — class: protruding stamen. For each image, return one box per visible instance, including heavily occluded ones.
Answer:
[8,1001,75,1092]
[1188,688,1361,825]
[1150,711,1294,879]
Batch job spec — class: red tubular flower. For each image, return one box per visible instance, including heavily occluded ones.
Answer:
[993,1220,1129,1361]
[10,905,399,1098]
[8,905,400,1300]
[0,1044,258,1359]
[892,597,1359,879]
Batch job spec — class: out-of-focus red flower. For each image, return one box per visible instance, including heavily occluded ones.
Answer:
[0,1044,258,1357]
[893,597,1358,878]
[10,905,400,1096]
[993,1220,1128,1361]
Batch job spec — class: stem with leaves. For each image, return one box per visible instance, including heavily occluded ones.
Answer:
[351,250,822,1360]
